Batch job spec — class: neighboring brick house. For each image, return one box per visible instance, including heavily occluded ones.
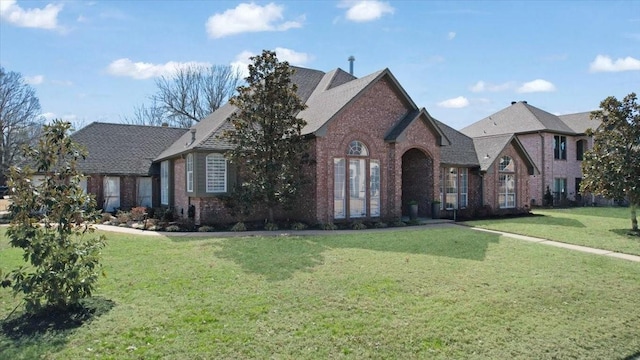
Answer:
[70,122,187,212]
[436,120,537,218]
[154,66,537,225]
[461,101,599,206]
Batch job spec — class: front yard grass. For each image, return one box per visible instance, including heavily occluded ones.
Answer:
[1,226,639,359]
[465,206,640,256]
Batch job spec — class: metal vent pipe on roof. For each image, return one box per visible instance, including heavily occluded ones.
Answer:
[348,55,355,75]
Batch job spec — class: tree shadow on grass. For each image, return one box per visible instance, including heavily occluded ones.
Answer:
[0,296,115,359]
[214,228,501,281]
[215,236,327,281]
[610,229,640,238]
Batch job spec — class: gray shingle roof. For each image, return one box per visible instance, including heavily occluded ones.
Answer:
[433,119,478,167]
[155,102,236,161]
[158,66,418,160]
[72,122,188,175]
[558,111,598,134]
[461,101,575,137]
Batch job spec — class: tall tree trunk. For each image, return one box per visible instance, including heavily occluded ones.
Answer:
[631,203,638,231]
[268,207,274,224]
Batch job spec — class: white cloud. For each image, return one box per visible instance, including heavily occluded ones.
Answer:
[24,75,44,85]
[447,31,456,40]
[106,58,211,80]
[230,51,255,79]
[274,47,312,65]
[231,48,312,79]
[205,2,303,38]
[339,0,394,22]
[0,0,62,30]
[516,79,556,93]
[437,96,469,108]
[589,55,640,72]
[469,80,513,93]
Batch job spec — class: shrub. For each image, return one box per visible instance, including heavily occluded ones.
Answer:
[101,212,113,223]
[264,222,279,231]
[391,219,407,227]
[231,222,247,232]
[165,225,181,232]
[374,221,388,228]
[351,221,367,230]
[290,222,308,230]
[198,225,216,232]
[319,222,338,230]
[130,207,147,221]
[116,210,132,224]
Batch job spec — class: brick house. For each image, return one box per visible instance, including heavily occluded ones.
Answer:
[70,122,187,212]
[461,101,599,206]
[154,66,537,225]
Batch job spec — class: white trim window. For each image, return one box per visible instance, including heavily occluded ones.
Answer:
[333,140,379,219]
[445,167,458,209]
[206,153,227,193]
[186,154,194,192]
[161,161,169,205]
[498,156,515,208]
[459,168,468,208]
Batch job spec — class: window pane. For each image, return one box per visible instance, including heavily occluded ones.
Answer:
[347,140,368,156]
[499,156,514,172]
[349,159,366,218]
[445,167,457,209]
[370,160,380,217]
[334,158,346,219]
[459,168,468,208]
[206,154,227,193]
[499,174,515,208]
[161,161,169,205]
[186,154,193,192]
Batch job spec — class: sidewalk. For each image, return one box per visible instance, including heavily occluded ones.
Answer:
[466,226,640,263]
[93,222,640,263]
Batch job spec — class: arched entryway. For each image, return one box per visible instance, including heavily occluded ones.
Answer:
[401,148,434,217]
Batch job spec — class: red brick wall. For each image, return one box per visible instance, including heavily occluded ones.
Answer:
[173,158,188,218]
[313,76,442,223]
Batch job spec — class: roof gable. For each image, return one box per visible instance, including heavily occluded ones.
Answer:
[72,122,187,175]
[303,68,419,136]
[385,108,451,147]
[473,134,538,175]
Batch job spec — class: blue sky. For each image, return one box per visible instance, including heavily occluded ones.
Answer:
[1,0,639,130]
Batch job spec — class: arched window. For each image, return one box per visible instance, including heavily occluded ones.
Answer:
[347,140,368,156]
[499,156,514,172]
[334,140,379,219]
[498,156,515,208]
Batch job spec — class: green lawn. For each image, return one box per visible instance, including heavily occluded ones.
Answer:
[465,206,640,256]
[1,226,639,359]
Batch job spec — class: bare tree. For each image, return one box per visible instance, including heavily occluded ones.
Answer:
[122,98,167,127]
[152,64,241,128]
[0,67,45,183]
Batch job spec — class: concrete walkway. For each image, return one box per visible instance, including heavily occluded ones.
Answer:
[467,226,640,262]
[93,221,640,263]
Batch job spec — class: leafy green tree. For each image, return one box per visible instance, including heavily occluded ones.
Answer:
[1,120,106,312]
[224,50,308,224]
[581,93,640,232]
